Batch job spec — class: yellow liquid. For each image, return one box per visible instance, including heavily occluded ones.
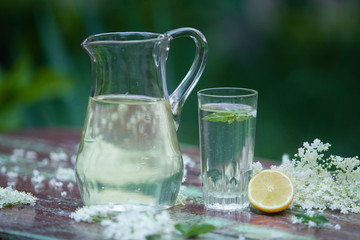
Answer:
[75,95,183,211]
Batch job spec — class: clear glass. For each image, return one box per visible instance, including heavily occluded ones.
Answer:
[198,87,258,210]
[75,28,207,211]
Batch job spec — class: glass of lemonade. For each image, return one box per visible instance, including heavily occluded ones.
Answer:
[198,87,258,210]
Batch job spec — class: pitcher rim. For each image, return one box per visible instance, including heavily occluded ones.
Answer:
[82,32,168,45]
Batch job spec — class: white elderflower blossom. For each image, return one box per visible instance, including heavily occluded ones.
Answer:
[70,205,172,240]
[281,154,290,164]
[31,174,45,185]
[49,178,63,190]
[334,224,341,230]
[41,158,49,165]
[70,155,77,165]
[50,151,68,162]
[255,139,360,214]
[12,148,25,160]
[25,151,37,160]
[308,221,317,228]
[0,186,37,208]
[101,207,172,240]
[252,161,263,175]
[6,171,18,179]
[70,204,114,223]
[55,167,76,182]
[67,182,74,191]
[291,215,301,224]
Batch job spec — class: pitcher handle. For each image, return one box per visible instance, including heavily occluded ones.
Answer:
[166,27,208,130]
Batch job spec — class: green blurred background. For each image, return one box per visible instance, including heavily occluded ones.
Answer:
[1,0,359,161]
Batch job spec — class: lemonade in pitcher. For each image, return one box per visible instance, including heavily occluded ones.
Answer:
[75,95,183,211]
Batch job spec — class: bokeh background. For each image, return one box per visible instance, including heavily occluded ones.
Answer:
[1,0,359,161]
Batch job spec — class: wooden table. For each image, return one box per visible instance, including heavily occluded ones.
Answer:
[0,129,358,240]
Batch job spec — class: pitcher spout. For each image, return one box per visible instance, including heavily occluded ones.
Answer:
[80,32,170,98]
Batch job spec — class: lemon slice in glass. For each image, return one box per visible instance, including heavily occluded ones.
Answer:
[248,169,294,213]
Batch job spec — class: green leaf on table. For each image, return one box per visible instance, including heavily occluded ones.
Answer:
[314,214,329,224]
[294,213,312,223]
[294,212,329,227]
[202,110,254,124]
[175,223,190,235]
[174,223,216,239]
[146,234,161,240]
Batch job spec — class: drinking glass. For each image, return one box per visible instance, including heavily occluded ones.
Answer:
[198,87,258,210]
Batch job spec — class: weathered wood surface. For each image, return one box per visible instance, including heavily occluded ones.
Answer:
[0,129,359,240]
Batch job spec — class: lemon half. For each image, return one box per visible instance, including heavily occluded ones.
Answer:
[248,169,294,213]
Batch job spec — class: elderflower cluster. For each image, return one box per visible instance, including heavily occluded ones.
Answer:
[70,204,114,223]
[254,139,360,213]
[55,167,76,182]
[0,186,37,208]
[70,204,172,240]
[102,207,172,240]
[252,161,263,175]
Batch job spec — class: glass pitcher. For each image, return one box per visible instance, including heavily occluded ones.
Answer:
[75,28,207,211]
